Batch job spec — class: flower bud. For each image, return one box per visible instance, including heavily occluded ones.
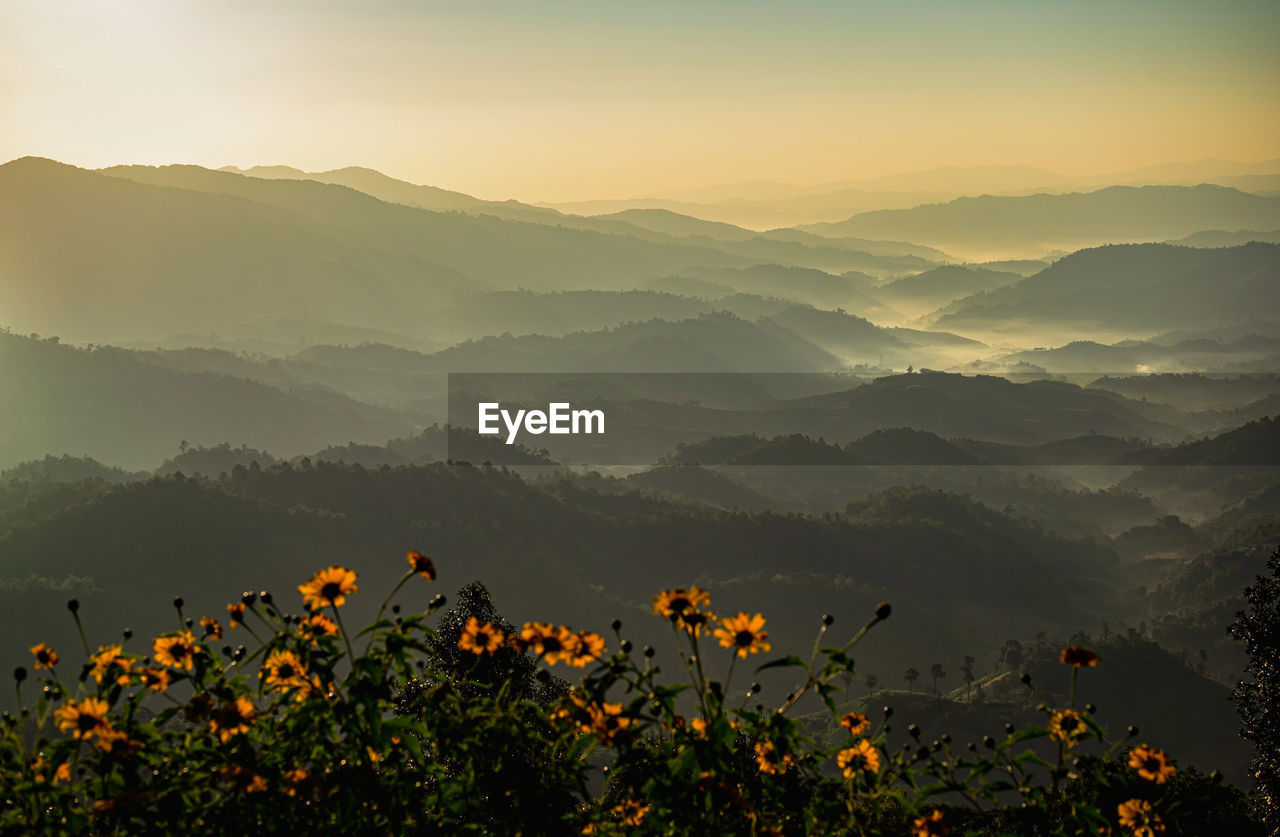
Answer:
[822,613,834,626]
[611,619,623,632]
[13,667,27,683]
[875,602,892,621]
[66,599,79,613]
[173,597,184,609]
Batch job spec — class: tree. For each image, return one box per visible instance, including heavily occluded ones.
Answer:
[903,667,920,693]
[961,655,976,699]
[929,663,947,694]
[1230,548,1280,829]
[1001,639,1024,670]
[864,672,878,696]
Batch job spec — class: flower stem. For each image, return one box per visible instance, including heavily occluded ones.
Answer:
[332,605,357,673]
[366,571,414,654]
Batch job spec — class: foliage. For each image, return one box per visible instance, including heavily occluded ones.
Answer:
[1230,547,1280,828]
[0,552,1263,835]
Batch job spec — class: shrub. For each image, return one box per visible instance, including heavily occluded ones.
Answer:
[0,551,1260,835]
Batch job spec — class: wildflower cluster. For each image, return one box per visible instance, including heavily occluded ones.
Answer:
[0,552,1240,835]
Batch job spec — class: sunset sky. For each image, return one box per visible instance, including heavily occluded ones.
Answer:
[3,0,1278,202]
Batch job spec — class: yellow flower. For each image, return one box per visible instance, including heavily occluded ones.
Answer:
[112,657,137,686]
[54,697,110,740]
[840,711,871,736]
[139,667,171,692]
[53,762,71,784]
[262,650,308,692]
[1060,646,1100,668]
[913,809,948,836]
[520,623,576,664]
[209,696,254,742]
[613,799,649,827]
[226,602,246,629]
[581,701,630,745]
[566,631,606,668]
[1128,744,1176,784]
[754,740,795,775]
[299,613,339,644]
[837,740,881,777]
[458,617,503,655]
[1117,798,1165,836]
[95,725,139,754]
[89,644,125,683]
[407,550,437,580]
[652,586,711,620]
[713,612,771,658]
[29,643,58,671]
[200,616,223,640]
[283,768,313,797]
[1048,708,1087,746]
[675,607,717,637]
[153,632,198,670]
[220,765,268,793]
[298,566,358,610]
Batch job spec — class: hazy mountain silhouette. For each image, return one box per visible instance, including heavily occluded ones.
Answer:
[1165,229,1280,247]
[219,164,555,220]
[0,158,483,342]
[190,165,941,278]
[364,312,845,373]
[933,243,1280,335]
[94,162,750,290]
[673,265,897,314]
[1088,374,1280,412]
[799,186,1280,258]
[874,265,1024,312]
[992,334,1280,375]
[0,331,414,470]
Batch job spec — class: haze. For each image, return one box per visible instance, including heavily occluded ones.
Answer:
[3,0,1278,202]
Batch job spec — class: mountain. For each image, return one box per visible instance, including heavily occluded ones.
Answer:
[0,463,1122,687]
[0,158,483,343]
[672,265,898,314]
[0,331,414,470]
[94,162,750,289]
[1166,229,1280,248]
[992,334,1280,376]
[339,312,845,374]
[799,186,1280,259]
[1124,416,1280,466]
[773,372,1192,445]
[219,164,525,214]
[843,427,983,465]
[1088,374,1280,412]
[874,265,1023,313]
[933,243,1280,336]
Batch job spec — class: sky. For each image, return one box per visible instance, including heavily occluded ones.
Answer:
[2,0,1278,202]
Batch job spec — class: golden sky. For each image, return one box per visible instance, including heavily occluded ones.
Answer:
[2,0,1278,202]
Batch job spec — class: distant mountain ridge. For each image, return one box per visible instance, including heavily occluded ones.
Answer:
[932,242,1280,334]
[800,185,1280,259]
